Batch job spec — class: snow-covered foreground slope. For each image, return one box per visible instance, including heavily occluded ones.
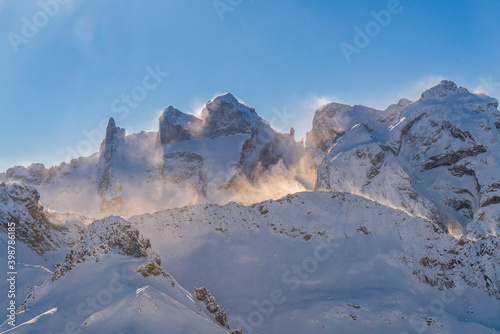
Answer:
[129,191,500,333]
[1,254,235,334]
[0,216,239,333]
[0,185,240,333]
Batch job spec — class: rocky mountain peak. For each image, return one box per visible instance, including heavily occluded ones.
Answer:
[397,97,412,106]
[420,80,468,99]
[381,98,413,122]
[0,181,40,211]
[161,106,193,124]
[200,92,260,137]
[99,117,125,161]
[97,119,126,215]
[313,79,500,231]
[305,102,382,155]
[211,92,240,105]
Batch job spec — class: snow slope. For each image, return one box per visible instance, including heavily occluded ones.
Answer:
[129,191,499,333]
[0,216,239,333]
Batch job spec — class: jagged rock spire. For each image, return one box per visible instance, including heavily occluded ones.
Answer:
[100,117,125,162]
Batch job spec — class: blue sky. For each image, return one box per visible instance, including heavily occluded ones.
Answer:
[0,0,499,171]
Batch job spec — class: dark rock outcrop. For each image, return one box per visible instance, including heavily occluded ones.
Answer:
[157,106,202,145]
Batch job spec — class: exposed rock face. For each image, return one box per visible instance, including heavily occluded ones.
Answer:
[135,260,170,278]
[421,145,488,171]
[403,225,500,299]
[52,216,159,281]
[306,103,356,153]
[305,102,394,167]
[97,118,125,214]
[157,106,202,145]
[160,151,207,196]
[200,93,261,137]
[99,117,125,162]
[420,80,468,99]
[238,121,305,181]
[194,286,231,330]
[314,80,500,230]
[315,124,439,222]
[0,182,86,255]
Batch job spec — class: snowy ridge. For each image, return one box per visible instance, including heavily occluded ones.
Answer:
[129,191,499,333]
[51,216,159,281]
[5,253,237,334]
[313,80,500,233]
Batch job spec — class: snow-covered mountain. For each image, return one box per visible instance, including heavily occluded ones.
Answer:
[1,80,499,333]
[312,80,500,235]
[1,93,310,218]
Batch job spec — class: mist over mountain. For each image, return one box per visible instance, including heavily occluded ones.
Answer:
[1,92,311,218]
